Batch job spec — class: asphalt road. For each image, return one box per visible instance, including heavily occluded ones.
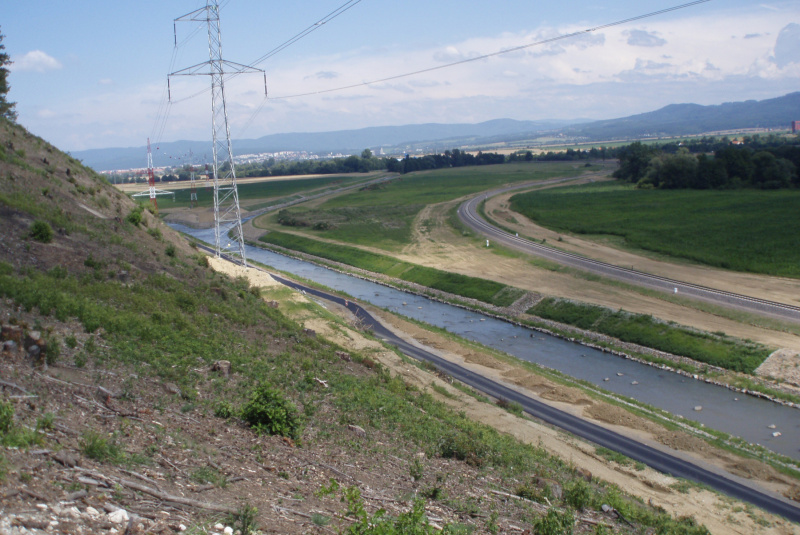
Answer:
[266,271,800,524]
[457,179,800,323]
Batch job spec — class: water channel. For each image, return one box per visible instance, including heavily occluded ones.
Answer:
[172,223,800,461]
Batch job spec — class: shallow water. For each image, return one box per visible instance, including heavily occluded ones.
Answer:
[173,223,800,460]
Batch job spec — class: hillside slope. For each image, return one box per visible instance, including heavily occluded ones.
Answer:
[0,117,783,534]
[564,91,800,140]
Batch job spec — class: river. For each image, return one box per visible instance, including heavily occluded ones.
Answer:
[171,223,800,461]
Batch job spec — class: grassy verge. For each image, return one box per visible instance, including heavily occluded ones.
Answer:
[527,298,771,374]
[259,231,525,307]
[378,310,800,477]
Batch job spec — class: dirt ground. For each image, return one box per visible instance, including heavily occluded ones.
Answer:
[211,261,800,535]
[388,195,800,355]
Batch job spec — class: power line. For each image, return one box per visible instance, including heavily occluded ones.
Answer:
[268,0,712,100]
[161,0,365,129]
[248,0,364,68]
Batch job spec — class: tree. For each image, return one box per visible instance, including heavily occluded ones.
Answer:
[0,28,16,121]
[613,142,658,183]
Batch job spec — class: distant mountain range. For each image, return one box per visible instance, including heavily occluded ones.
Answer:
[75,92,800,171]
[561,91,800,140]
[74,119,580,171]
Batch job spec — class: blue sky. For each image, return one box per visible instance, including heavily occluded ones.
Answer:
[4,0,800,151]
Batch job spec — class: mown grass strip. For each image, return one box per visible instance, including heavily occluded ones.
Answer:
[259,231,523,307]
[528,298,771,373]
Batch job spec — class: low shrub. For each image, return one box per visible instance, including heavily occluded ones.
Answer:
[564,478,593,511]
[241,383,303,439]
[30,220,53,243]
[532,507,574,535]
[126,205,144,226]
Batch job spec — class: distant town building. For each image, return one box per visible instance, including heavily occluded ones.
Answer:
[793,120,800,133]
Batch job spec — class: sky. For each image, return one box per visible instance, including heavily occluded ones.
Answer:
[3,0,800,152]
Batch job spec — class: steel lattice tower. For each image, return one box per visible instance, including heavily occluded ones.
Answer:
[170,1,266,266]
[132,138,174,210]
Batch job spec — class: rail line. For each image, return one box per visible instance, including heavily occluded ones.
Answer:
[458,179,800,323]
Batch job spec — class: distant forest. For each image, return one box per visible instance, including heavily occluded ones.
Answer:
[143,133,799,189]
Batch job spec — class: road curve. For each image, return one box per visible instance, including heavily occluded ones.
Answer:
[457,180,800,323]
[264,270,800,524]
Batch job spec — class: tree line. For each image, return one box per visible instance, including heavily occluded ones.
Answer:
[614,136,800,189]
[114,132,799,188]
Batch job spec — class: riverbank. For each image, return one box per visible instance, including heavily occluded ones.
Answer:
[207,253,800,535]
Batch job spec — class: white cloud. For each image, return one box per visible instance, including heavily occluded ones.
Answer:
[625,29,667,47]
[99,78,114,85]
[23,4,800,150]
[13,50,62,72]
[433,46,473,63]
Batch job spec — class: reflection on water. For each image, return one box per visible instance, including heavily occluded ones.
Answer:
[172,223,800,460]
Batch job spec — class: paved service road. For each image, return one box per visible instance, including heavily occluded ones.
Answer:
[457,179,800,323]
[264,270,800,523]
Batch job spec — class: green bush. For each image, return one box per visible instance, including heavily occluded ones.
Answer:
[126,205,144,226]
[532,507,574,535]
[30,220,53,243]
[80,430,123,463]
[438,430,489,467]
[227,504,258,535]
[564,478,592,511]
[214,400,235,419]
[0,401,13,435]
[44,333,60,365]
[241,383,303,439]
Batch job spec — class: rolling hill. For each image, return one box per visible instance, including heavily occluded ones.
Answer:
[1,115,718,535]
[72,92,800,172]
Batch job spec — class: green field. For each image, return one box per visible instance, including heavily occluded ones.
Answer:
[264,162,593,251]
[148,174,371,210]
[509,182,800,277]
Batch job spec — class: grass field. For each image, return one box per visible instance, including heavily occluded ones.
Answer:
[263,162,593,251]
[509,182,800,278]
[149,174,371,210]
[259,231,526,307]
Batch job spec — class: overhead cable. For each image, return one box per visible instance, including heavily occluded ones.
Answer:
[268,0,712,100]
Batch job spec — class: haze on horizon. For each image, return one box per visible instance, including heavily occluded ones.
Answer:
[4,0,800,152]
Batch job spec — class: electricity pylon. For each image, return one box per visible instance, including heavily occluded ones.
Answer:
[132,138,174,210]
[169,1,267,266]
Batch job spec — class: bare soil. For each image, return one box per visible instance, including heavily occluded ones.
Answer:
[393,197,800,354]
